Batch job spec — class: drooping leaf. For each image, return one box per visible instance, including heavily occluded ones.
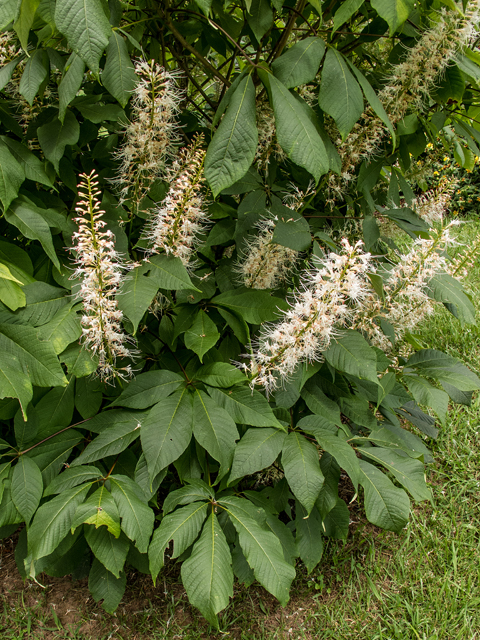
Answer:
[85,526,130,578]
[181,512,233,627]
[358,459,410,532]
[58,53,85,123]
[371,0,415,35]
[28,483,92,563]
[295,501,324,573]
[0,352,32,420]
[18,49,48,105]
[282,432,324,515]
[70,418,142,467]
[109,475,155,553]
[404,374,448,425]
[0,144,25,211]
[147,254,199,291]
[323,330,378,382]
[247,0,273,42]
[44,465,103,496]
[229,428,286,484]
[102,32,136,107]
[318,48,363,140]
[88,558,126,613]
[55,0,112,74]
[11,455,43,523]
[149,501,209,582]
[260,71,328,181]
[0,136,53,187]
[219,495,295,606]
[205,75,258,197]
[212,287,288,324]
[141,389,194,481]
[163,479,213,515]
[71,485,121,537]
[13,0,40,51]
[116,263,159,334]
[194,362,248,388]
[192,390,239,478]
[272,37,325,88]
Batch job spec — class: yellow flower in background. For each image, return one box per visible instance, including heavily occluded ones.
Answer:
[433,171,439,175]
[453,210,459,215]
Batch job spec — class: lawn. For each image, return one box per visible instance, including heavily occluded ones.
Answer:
[1,219,479,640]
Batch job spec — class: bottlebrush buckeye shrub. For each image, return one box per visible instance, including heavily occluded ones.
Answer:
[1,0,480,626]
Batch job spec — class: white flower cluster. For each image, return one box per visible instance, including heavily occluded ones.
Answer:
[412,177,457,224]
[237,218,299,290]
[354,223,460,350]
[145,135,208,267]
[334,0,480,194]
[255,99,286,172]
[71,171,136,381]
[243,223,464,389]
[113,60,182,210]
[0,31,20,65]
[241,239,372,392]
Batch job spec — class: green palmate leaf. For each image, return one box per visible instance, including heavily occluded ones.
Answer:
[44,465,103,496]
[141,389,194,481]
[88,558,126,614]
[208,386,283,428]
[27,483,92,564]
[219,495,296,605]
[192,390,239,478]
[360,447,431,502]
[37,304,82,355]
[59,53,85,123]
[247,0,273,42]
[0,352,32,420]
[110,370,184,409]
[116,264,159,334]
[295,502,324,573]
[147,254,199,291]
[305,427,360,489]
[0,322,67,387]
[85,526,130,579]
[229,428,286,484]
[7,281,68,326]
[0,144,25,211]
[260,71,328,181]
[163,479,213,515]
[358,459,410,532]
[204,74,258,197]
[109,475,154,553]
[371,0,415,35]
[37,111,80,173]
[182,512,233,627]
[184,311,220,362]
[406,349,480,391]
[322,497,349,539]
[212,287,288,324]
[149,501,209,582]
[404,374,448,425]
[282,432,324,514]
[194,363,247,388]
[18,49,48,105]
[272,36,325,89]
[71,486,121,537]
[324,330,378,382]
[70,417,142,466]
[11,455,43,523]
[55,0,112,75]
[332,0,364,32]
[102,32,136,107]
[0,137,53,187]
[318,48,363,140]
[13,0,40,51]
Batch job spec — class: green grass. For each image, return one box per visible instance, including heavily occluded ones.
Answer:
[1,219,479,640]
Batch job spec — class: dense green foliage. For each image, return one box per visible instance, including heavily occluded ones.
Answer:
[1,0,480,626]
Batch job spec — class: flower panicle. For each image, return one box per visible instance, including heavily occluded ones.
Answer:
[71,170,137,382]
[112,59,183,209]
[145,134,208,267]
[236,217,299,290]
[241,239,373,393]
